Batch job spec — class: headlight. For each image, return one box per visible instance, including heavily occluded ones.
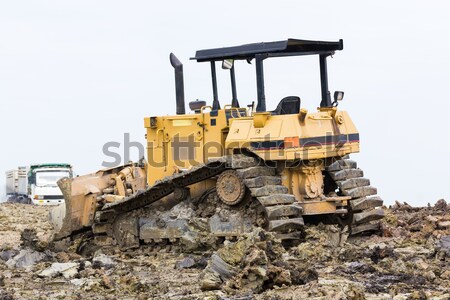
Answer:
[34,195,44,200]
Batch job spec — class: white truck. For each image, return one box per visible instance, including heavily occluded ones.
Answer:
[5,163,73,205]
[5,167,28,204]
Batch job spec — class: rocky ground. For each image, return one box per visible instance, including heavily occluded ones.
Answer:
[0,200,449,300]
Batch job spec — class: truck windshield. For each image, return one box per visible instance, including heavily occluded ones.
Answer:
[36,171,71,187]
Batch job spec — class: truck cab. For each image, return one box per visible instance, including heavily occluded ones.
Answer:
[29,164,73,205]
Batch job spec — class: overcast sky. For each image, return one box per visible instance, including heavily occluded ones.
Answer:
[1,0,449,205]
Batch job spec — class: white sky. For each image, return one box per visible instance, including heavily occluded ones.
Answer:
[1,0,449,205]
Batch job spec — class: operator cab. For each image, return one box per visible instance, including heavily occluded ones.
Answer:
[191,38,344,116]
[169,39,345,118]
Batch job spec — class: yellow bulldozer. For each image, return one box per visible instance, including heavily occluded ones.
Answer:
[50,38,384,250]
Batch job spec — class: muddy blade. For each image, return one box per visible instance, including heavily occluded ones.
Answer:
[50,177,95,240]
[50,164,147,241]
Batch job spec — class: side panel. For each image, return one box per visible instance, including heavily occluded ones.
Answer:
[225,109,359,161]
[145,110,230,186]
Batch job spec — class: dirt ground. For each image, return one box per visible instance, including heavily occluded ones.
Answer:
[0,200,449,300]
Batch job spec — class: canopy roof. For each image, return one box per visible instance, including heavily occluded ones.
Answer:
[192,38,343,62]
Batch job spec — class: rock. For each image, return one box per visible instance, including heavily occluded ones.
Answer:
[208,254,237,279]
[268,265,291,286]
[0,274,4,287]
[6,249,46,268]
[70,278,88,287]
[38,262,79,279]
[236,265,268,292]
[390,259,407,274]
[424,270,436,281]
[344,283,366,300]
[196,256,209,269]
[393,246,431,257]
[20,228,48,251]
[436,235,450,258]
[425,215,439,223]
[406,290,428,300]
[437,221,450,229]
[201,270,222,291]
[52,238,72,252]
[412,258,429,270]
[434,199,447,211]
[440,269,450,280]
[290,267,318,285]
[346,261,376,274]
[368,244,394,263]
[0,249,18,261]
[92,253,116,269]
[20,228,38,248]
[180,232,202,251]
[55,251,71,262]
[326,225,349,247]
[0,290,14,300]
[101,274,114,289]
[200,228,300,293]
[175,256,196,269]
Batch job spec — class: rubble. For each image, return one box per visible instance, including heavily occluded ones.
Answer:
[92,253,116,269]
[39,262,79,278]
[5,249,47,268]
[175,256,196,269]
[0,199,449,299]
[0,249,18,261]
[436,235,450,257]
[200,228,318,293]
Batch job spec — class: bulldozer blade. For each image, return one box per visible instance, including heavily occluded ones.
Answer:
[50,176,97,240]
[49,163,146,241]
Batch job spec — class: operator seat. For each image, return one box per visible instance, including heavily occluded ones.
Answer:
[271,96,301,115]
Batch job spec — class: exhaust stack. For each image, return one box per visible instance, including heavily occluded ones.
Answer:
[170,53,186,115]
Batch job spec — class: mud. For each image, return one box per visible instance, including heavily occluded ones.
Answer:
[0,200,449,299]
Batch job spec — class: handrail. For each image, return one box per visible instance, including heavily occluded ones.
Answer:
[224,105,246,118]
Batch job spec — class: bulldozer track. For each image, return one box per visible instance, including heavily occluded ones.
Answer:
[91,155,305,246]
[326,158,385,235]
[89,156,382,248]
[91,157,228,239]
[232,156,305,240]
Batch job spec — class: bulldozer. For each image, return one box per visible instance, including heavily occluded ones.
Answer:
[50,38,384,251]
